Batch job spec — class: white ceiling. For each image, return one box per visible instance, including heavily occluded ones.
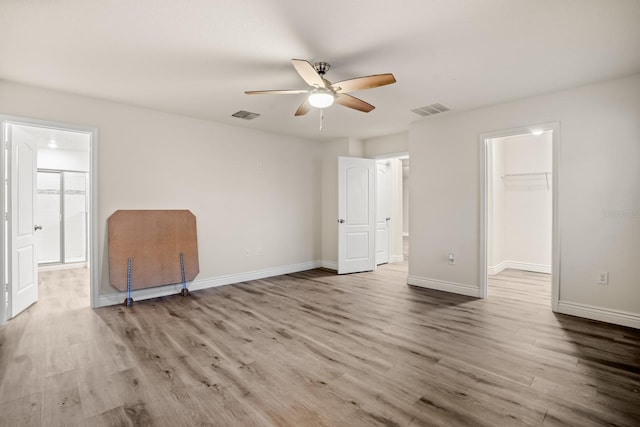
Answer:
[1,0,639,142]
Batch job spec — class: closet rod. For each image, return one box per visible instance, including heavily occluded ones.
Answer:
[501,172,551,178]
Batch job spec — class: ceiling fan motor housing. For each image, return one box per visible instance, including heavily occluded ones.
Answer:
[314,62,331,75]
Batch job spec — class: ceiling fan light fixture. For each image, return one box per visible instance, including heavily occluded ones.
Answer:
[308,89,335,108]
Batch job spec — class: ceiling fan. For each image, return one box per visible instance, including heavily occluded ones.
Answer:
[245,59,396,116]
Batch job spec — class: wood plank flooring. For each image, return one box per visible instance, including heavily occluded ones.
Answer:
[1,265,639,426]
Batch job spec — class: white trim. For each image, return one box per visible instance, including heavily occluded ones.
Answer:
[407,276,482,298]
[389,255,404,263]
[38,262,87,272]
[487,261,551,275]
[0,123,6,325]
[89,128,99,310]
[97,261,322,307]
[479,122,560,308]
[557,301,640,329]
[321,260,338,271]
[487,261,508,276]
[370,151,409,160]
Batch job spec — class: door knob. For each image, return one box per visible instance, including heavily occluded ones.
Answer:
[34,225,43,231]
[337,219,345,224]
[386,217,391,221]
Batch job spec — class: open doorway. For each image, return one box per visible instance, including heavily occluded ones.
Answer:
[337,153,408,275]
[480,123,560,308]
[1,117,98,324]
[374,154,408,275]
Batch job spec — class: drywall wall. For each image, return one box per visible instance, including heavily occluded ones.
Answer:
[409,73,640,327]
[364,131,408,158]
[0,80,322,299]
[489,132,552,274]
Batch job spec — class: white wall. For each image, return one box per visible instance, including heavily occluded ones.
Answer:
[409,73,640,328]
[0,81,322,299]
[489,132,552,274]
[364,131,408,158]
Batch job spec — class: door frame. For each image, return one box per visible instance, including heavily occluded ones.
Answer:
[478,122,560,310]
[1,115,99,324]
[371,152,408,265]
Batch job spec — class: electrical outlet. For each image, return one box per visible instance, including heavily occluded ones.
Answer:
[245,248,250,257]
[448,252,455,265]
[597,271,608,285]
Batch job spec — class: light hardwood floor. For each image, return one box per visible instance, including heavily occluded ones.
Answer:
[1,265,639,426]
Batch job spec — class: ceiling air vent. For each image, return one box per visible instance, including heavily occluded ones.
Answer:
[232,110,260,120]
[411,103,450,117]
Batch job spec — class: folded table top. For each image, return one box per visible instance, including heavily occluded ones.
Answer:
[108,210,199,292]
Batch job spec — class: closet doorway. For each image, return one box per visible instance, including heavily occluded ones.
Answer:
[479,123,560,309]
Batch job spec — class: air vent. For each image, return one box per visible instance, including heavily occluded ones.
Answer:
[232,110,260,120]
[411,103,450,117]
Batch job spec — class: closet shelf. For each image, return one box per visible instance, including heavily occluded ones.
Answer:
[501,172,551,189]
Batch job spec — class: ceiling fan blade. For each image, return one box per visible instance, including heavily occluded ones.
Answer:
[291,59,326,88]
[335,94,375,113]
[331,73,396,93]
[295,99,312,116]
[245,89,309,95]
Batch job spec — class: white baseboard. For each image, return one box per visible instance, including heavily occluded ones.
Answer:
[487,261,508,275]
[389,255,404,263]
[97,260,322,308]
[556,301,640,329]
[407,276,481,298]
[488,261,550,275]
[321,260,338,271]
[39,262,87,272]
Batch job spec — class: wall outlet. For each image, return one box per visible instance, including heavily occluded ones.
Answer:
[245,248,250,257]
[597,271,608,285]
[448,252,455,265]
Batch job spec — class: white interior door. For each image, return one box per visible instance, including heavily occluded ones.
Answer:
[375,161,391,265]
[338,156,376,274]
[9,124,38,317]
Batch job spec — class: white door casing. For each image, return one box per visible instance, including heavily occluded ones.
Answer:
[338,156,376,274]
[9,124,38,317]
[375,161,391,265]
[0,124,6,324]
